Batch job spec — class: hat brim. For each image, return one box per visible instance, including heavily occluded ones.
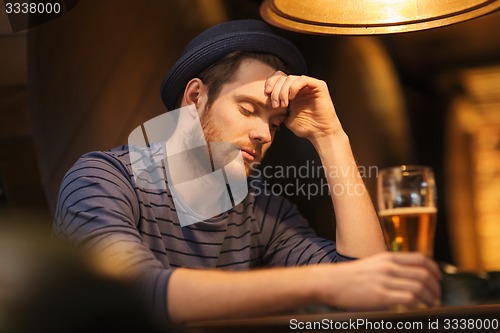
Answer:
[160,29,307,110]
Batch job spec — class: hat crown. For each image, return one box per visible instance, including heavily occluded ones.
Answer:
[160,19,307,110]
[182,20,274,57]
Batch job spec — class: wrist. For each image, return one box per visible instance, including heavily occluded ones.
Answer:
[310,131,349,156]
[305,264,336,305]
[311,263,354,309]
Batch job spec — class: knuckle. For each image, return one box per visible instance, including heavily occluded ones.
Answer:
[412,266,430,281]
[382,251,393,259]
[379,251,394,261]
[316,79,328,88]
[414,281,426,294]
[419,269,431,280]
[271,71,284,78]
[401,294,415,305]
[416,253,428,264]
[379,262,396,275]
[371,285,390,300]
[390,292,413,306]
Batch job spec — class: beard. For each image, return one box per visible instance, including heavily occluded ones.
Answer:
[200,104,263,177]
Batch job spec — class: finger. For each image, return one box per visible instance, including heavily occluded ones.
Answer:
[288,76,311,100]
[387,263,441,299]
[383,277,438,307]
[381,289,415,308]
[388,252,442,280]
[269,76,287,108]
[289,76,328,101]
[278,76,298,108]
[265,70,287,94]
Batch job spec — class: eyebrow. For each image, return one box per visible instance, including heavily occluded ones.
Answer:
[235,94,289,117]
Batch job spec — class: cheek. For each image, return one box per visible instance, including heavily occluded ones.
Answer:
[210,103,237,126]
[217,113,248,135]
[262,142,272,154]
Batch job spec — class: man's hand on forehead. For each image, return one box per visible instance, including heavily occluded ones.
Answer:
[263,71,343,141]
[264,70,296,108]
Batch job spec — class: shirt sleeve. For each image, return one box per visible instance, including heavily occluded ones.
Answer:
[52,151,173,326]
[257,194,356,266]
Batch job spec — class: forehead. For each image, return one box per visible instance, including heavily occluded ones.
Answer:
[219,59,276,98]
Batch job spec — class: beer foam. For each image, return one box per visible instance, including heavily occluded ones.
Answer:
[378,207,437,217]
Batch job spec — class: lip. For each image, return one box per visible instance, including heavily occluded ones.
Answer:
[240,147,256,161]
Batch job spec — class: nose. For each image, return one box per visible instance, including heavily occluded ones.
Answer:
[248,118,272,145]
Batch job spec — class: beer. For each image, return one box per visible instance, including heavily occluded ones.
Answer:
[378,207,437,257]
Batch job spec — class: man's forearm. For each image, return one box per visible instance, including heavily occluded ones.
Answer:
[167,251,441,324]
[311,131,386,257]
[168,265,323,324]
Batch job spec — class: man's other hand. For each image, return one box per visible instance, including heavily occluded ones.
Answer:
[316,252,442,310]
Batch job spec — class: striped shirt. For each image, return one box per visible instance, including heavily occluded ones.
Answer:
[53,146,352,324]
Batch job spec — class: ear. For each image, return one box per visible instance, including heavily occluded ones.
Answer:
[180,78,208,114]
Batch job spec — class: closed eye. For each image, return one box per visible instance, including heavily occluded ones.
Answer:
[239,106,253,116]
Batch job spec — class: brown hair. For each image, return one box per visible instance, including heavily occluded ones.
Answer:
[177,51,289,108]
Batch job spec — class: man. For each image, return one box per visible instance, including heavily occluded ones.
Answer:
[53,20,441,326]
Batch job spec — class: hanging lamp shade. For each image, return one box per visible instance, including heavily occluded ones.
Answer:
[260,0,500,35]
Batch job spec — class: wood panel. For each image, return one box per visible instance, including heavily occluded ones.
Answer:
[28,0,210,211]
[445,66,500,270]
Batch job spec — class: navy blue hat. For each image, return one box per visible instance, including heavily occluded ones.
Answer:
[160,19,307,110]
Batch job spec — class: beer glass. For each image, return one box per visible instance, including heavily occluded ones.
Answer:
[377,165,437,257]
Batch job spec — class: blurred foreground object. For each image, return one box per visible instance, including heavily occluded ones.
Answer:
[0,226,161,333]
[260,0,500,34]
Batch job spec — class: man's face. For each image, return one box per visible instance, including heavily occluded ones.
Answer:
[199,59,288,175]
